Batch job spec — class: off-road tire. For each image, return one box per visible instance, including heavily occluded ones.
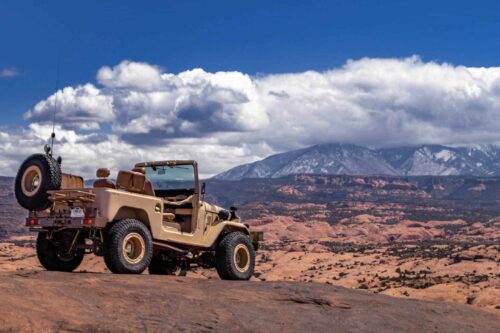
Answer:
[148,254,187,276]
[15,154,61,211]
[103,219,153,274]
[215,232,255,280]
[36,232,84,272]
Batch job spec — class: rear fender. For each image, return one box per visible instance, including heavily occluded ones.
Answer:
[113,207,151,228]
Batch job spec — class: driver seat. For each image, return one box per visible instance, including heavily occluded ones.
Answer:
[115,169,155,196]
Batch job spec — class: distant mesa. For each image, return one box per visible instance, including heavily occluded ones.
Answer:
[214,143,500,180]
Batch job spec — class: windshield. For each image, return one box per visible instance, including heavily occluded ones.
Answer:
[145,164,195,193]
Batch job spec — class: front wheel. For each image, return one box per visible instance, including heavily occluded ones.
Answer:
[36,231,84,272]
[103,219,153,274]
[215,232,255,280]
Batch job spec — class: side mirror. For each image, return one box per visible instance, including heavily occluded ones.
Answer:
[201,182,206,195]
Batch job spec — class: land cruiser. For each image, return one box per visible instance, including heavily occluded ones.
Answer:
[15,151,263,280]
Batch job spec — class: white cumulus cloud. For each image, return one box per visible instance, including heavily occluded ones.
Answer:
[24,84,114,130]
[3,56,500,178]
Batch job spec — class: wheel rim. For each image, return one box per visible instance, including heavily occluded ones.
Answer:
[233,244,250,273]
[122,233,145,264]
[21,165,42,197]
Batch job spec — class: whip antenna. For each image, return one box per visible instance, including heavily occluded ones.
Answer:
[50,54,61,155]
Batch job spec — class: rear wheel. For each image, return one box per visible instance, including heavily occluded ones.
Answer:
[36,231,84,272]
[215,232,255,280]
[103,219,153,274]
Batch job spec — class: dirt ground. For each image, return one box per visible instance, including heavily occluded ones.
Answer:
[1,237,499,313]
[0,270,498,333]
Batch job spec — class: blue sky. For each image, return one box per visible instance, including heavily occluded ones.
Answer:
[2,0,500,125]
[1,1,500,177]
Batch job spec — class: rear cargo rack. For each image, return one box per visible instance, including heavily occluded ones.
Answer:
[47,190,96,203]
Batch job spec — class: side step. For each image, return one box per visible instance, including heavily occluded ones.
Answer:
[152,241,193,259]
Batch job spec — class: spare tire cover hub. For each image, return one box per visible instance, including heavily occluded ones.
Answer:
[21,165,43,197]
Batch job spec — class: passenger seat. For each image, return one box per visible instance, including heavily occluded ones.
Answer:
[114,167,155,196]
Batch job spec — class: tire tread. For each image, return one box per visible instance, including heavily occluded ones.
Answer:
[103,219,153,274]
[215,232,255,280]
[36,232,83,272]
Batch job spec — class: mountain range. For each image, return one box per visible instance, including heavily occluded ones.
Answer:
[214,143,500,180]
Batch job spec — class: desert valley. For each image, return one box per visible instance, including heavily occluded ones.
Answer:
[1,169,499,315]
[0,144,499,332]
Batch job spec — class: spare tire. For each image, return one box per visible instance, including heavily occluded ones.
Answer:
[15,154,61,211]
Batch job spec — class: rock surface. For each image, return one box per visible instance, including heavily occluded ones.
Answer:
[0,270,498,333]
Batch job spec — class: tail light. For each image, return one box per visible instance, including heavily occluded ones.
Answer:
[81,218,94,226]
[27,218,39,226]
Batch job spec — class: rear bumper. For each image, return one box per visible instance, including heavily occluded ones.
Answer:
[26,216,108,230]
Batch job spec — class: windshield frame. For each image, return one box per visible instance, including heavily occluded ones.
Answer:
[135,160,199,197]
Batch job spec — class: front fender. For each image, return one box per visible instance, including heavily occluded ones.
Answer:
[204,221,249,248]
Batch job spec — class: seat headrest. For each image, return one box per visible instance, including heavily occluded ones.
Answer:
[132,167,146,174]
[96,168,110,178]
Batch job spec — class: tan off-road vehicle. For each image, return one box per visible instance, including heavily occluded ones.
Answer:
[15,150,263,280]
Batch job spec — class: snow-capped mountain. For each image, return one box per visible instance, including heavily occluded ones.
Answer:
[214,143,500,180]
